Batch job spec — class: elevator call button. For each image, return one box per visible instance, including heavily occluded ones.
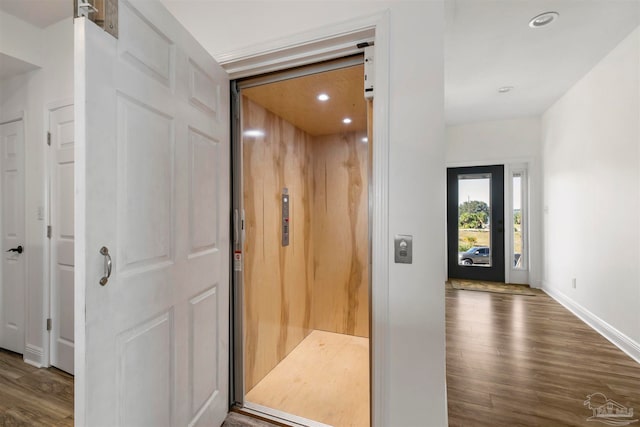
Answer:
[394,234,413,264]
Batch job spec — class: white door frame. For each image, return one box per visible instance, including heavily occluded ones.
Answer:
[43,98,74,369]
[220,11,391,426]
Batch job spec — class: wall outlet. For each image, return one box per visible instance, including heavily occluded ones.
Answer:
[572,278,577,289]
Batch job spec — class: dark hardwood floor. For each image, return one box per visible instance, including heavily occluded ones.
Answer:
[0,349,73,426]
[446,286,640,426]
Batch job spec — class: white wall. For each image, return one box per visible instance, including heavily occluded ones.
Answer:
[446,117,543,286]
[541,27,640,359]
[163,1,448,425]
[0,10,43,68]
[447,117,540,164]
[0,17,74,366]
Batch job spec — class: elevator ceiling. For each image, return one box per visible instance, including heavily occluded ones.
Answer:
[242,64,367,137]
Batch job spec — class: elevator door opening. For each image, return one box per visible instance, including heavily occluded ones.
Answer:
[232,58,371,427]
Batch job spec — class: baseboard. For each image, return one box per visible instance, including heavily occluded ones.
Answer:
[542,283,640,364]
[529,278,542,289]
[23,344,44,368]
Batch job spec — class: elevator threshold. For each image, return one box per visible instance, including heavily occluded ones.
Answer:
[245,330,369,427]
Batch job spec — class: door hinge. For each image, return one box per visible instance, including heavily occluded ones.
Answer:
[47,132,51,146]
[47,225,52,239]
[46,318,52,331]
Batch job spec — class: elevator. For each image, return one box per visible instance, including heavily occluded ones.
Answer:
[232,56,371,426]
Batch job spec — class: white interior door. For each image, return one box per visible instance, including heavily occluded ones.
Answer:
[49,104,75,374]
[0,119,25,355]
[75,1,230,425]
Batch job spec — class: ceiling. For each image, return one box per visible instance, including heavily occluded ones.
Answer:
[242,64,367,137]
[0,0,71,28]
[446,0,640,125]
[2,0,638,127]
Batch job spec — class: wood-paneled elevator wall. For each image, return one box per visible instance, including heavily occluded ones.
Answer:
[242,97,369,391]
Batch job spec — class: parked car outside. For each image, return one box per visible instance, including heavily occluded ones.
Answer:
[458,246,490,265]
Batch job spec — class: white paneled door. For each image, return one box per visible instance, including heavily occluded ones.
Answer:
[74,1,230,425]
[49,104,75,374]
[0,119,25,355]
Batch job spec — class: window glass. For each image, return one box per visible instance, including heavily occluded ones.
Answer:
[512,172,525,269]
[458,173,492,268]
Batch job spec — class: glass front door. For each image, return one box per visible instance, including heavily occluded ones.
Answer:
[447,165,505,282]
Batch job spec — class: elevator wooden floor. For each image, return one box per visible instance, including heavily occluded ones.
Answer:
[245,330,369,427]
[447,287,640,426]
[0,349,73,425]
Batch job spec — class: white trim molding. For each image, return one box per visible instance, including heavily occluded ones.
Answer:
[43,98,75,370]
[219,10,391,427]
[217,12,379,79]
[543,284,640,364]
[24,344,44,368]
[369,11,390,427]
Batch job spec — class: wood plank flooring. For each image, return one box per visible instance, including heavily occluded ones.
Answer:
[0,349,73,426]
[245,330,369,427]
[446,287,640,426]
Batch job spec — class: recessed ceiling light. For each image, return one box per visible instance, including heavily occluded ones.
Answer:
[343,118,352,124]
[529,11,559,28]
[361,137,368,143]
[317,93,330,101]
[498,86,514,93]
[243,129,265,138]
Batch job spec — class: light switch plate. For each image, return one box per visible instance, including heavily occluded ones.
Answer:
[394,234,413,264]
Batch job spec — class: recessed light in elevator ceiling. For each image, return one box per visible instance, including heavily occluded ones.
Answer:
[528,11,559,28]
[244,129,265,138]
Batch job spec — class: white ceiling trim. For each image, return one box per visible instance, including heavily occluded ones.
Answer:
[216,12,378,79]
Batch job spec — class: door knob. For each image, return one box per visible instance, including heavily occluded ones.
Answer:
[6,245,23,254]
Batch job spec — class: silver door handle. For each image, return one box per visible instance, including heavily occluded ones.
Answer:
[99,246,112,286]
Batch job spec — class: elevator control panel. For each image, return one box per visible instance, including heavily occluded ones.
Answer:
[394,234,413,264]
[282,188,290,246]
